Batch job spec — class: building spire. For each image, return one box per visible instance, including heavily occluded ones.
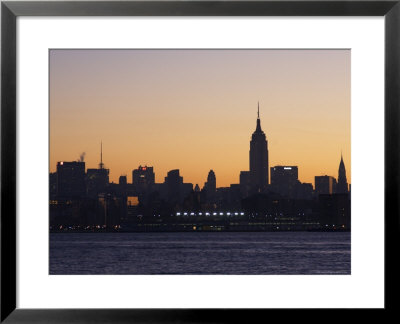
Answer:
[99,141,104,169]
[255,102,262,132]
[338,151,348,193]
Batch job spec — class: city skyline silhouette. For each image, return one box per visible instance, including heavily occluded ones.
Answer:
[50,49,350,187]
[51,105,350,191]
[50,104,350,232]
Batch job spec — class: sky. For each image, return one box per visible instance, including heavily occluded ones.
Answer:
[50,49,351,188]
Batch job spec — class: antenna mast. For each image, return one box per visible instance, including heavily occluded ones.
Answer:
[99,141,104,169]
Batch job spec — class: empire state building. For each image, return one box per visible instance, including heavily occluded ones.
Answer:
[249,103,269,192]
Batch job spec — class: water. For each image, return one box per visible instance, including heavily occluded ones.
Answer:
[49,232,351,275]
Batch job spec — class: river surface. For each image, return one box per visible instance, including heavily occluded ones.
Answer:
[49,232,351,275]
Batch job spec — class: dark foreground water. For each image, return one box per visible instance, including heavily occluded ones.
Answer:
[49,232,351,275]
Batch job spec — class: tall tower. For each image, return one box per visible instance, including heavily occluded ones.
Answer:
[99,141,104,169]
[249,102,269,192]
[86,141,109,198]
[204,170,216,202]
[205,170,216,191]
[337,153,349,193]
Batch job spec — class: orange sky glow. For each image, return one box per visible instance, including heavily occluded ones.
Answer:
[50,49,351,188]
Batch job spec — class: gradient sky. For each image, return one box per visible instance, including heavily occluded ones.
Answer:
[50,49,350,188]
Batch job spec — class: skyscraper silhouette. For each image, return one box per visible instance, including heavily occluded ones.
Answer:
[56,161,86,199]
[315,175,336,195]
[86,142,109,198]
[249,103,269,192]
[204,170,216,202]
[270,166,298,197]
[337,153,349,193]
[132,165,155,193]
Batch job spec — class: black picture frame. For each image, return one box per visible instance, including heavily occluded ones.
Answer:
[1,0,399,322]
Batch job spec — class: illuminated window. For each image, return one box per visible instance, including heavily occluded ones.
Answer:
[127,196,139,206]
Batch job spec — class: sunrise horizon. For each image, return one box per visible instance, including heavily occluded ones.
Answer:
[50,49,351,188]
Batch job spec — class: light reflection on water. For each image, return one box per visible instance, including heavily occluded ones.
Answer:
[49,232,351,275]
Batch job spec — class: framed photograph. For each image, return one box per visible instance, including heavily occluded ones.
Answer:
[1,0,399,322]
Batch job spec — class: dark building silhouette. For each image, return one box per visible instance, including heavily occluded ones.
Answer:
[117,176,128,222]
[86,168,109,197]
[315,175,336,195]
[215,187,231,209]
[119,175,127,186]
[183,188,201,211]
[86,143,109,198]
[318,193,351,229]
[337,154,349,194]
[56,161,86,199]
[270,166,298,198]
[239,171,251,198]
[295,182,314,200]
[49,172,57,200]
[164,169,192,205]
[132,165,155,193]
[97,192,124,228]
[229,184,242,209]
[249,103,269,192]
[49,108,350,232]
[203,170,216,203]
[165,169,181,204]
